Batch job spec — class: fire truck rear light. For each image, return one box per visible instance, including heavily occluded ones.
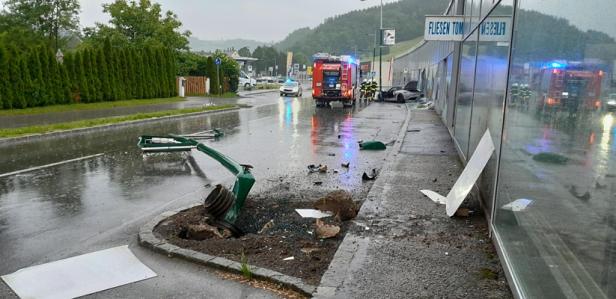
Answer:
[547,98,557,105]
[316,83,321,87]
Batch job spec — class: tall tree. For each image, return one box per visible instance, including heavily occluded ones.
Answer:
[206,56,218,95]
[0,46,8,108]
[1,0,80,49]
[238,46,251,58]
[83,0,191,52]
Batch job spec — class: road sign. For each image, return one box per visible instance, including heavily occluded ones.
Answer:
[382,29,396,46]
[215,57,222,65]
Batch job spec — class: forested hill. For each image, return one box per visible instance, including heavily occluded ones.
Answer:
[275,0,449,57]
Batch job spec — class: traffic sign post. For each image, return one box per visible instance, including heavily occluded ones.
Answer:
[215,57,222,96]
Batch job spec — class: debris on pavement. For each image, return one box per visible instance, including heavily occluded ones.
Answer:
[282,256,295,261]
[359,140,387,150]
[315,219,341,239]
[295,209,334,219]
[258,219,274,234]
[328,153,336,156]
[308,164,328,173]
[341,162,350,168]
[362,169,378,181]
[501,198,533,212]
[0,245,156,299]
[532,152,569,164]
[407,129,421,133]
[313,181,323,186]
[313,190,358,221]
[569,185,591,201]
[454,208,471,217]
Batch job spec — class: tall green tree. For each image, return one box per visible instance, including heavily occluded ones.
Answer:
[74,51,89,102]
[0,46,8,109]
[1,0,80,49]
[96,48,112,101]
[39,47,52,105]
[206,56,218,95]
[238,47,251,58]
[82,0,191,52]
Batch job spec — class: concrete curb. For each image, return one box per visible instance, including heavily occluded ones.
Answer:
[138,204,317,297]
[0,107,240,146]
[314,103,413,297]
[238,90,278,97]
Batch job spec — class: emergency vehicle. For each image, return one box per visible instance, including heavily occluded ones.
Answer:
[533,62,604,114]
[312,53,359,106]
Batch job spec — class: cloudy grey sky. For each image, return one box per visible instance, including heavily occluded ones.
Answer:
[80,0,400,42]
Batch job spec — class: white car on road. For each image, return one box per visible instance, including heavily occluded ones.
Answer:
[280,81,303,97]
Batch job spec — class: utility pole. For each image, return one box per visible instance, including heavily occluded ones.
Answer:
[361,0,384,99]
[379,0,383,100]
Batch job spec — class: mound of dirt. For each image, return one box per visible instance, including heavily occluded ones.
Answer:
[313,190,358,221]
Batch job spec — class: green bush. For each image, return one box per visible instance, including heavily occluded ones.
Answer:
[0,44,178,109]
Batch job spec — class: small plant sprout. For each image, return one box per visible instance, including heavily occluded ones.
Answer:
[240,251,253,280]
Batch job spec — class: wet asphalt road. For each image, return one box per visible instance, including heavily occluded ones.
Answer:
[0,92,407,298]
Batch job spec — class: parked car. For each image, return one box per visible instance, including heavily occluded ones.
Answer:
[605,94,616,112]
[239,71,256,88]
[280,81,303,97]
[391,81,422,102]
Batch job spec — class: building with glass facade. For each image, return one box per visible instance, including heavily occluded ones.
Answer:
[393,0,616,297]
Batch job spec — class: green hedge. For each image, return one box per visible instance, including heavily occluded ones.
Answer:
[0,42,177,109]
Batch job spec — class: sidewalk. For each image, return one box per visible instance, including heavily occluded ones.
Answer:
[315,108,512,298]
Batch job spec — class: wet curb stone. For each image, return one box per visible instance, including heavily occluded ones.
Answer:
[139,203,317,297]
[0,106,240,146]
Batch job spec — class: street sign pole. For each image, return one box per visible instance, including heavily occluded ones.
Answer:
[379,29,382,101]
[217,64,221,96]
[215,57,222,96]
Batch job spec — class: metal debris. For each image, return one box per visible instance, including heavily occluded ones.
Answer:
[362,169,378,181]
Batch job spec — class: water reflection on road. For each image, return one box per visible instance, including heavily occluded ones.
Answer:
[0,94,399,275]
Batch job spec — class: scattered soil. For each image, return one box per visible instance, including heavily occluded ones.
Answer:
[154,192,359,285]
[216,271,308,299]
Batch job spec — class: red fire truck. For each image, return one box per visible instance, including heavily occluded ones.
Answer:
[534,62,604,114]
[312,53,359,107]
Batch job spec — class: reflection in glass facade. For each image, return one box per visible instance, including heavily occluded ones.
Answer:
[393,0,616,297]
[454,38,478,158]
[494,0,616,297]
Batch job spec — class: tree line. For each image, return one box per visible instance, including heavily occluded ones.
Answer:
[0,40,176,109]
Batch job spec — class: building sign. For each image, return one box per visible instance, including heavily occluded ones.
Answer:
[424,16,511,42]
[382,29,396,46]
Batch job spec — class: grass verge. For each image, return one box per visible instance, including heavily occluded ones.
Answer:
[0,104,236,138]
[0,97,185,116]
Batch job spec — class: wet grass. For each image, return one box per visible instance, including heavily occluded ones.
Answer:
[0,104,236,138]
[0,97,186,116]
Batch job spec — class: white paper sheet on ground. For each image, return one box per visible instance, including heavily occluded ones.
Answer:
[501,198,533,212]
[420,130,495,217]
[295,209,333,219]
[1,245,156,299]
